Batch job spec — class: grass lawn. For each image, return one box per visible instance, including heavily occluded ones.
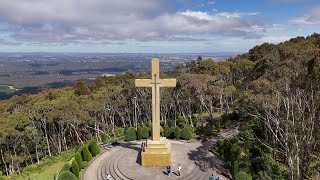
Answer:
[6,146,106,180]
[12,161,65,180]
[7,149,75,180]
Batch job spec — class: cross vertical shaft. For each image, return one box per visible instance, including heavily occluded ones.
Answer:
[151,73,161,141]
[135,58,176,142]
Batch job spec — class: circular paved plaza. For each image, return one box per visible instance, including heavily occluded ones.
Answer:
[83,137,234,180]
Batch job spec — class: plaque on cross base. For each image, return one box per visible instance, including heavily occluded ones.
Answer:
[135,58,176,166]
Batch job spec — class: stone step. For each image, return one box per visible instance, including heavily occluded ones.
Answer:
[100,148,122,180]
[94,143,228,180]
[108,148,126,180]
[97,159,108,180]
[97,160,103,180]
[113,149,132,180]
[97,149,117,180]
[101,151,114,180]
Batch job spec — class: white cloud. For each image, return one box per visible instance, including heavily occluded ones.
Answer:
[0,38,21,46]
[207,1,216,5]
[259,36,293,43]
[0,0,264,45]
[291,7,320,25]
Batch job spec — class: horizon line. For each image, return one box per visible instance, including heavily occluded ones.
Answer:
[0,51,244,54]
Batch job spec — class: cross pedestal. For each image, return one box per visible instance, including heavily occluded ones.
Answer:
[135,58,176,166]
[141,137,171,166]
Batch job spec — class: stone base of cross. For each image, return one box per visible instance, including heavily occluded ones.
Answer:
[135,58,176,166]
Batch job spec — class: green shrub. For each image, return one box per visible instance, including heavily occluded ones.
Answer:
[141,126,150,139]
[160,126,164,136]
[181,126,193,140]
[115,128,125,138]
[235,171,252,180]
[58,170,78,180]
[137,126,142,140]
[255,171,272,180]
[125,127,137,141]
[216,140,224,155]
[89,139,100,157]
[164,126,169,137]
[100,133,107,143]
[71,158,80,179]
[185,124,194,132]
[60,163,71,173]
[74,152,82,169]
[223,140,232,162]
[195,125,215,137]
[124,127,128,135]
[251,156,267,173]
[231,146,241,162]
[107,136,117,145]
[77,146,84,159]
[82,145,93,162]
[231,160,239,177]
[168,126,176,139]
[80,161,89,169]
[175,126,181,139]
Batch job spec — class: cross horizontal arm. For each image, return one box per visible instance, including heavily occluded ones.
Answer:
[158,79,176,87]
[135,79,153,87]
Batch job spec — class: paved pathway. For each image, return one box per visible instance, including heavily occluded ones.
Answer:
[82,128,238,180]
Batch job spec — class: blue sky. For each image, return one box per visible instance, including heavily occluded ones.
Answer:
[0,0,319,53]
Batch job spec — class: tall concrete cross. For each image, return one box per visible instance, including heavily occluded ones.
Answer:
[135,58,176,141]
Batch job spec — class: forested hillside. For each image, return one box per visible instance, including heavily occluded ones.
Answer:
[0,34,319,179]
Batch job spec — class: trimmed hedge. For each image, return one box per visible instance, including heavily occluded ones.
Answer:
[137,126,142,140]
[125,127,137,141]
[75,152,82,169]
[60,163,71,173]
[82,145,93,162]
[58,140,102,179]
[163,126,169,137]
[160,126,164,137]
[181,126,193,140]
[168,126,176,139]
[89,139,100,157]
[175,126,181,139]
[80,161,89,169]
[71,159,80,179]
[124,127,128,137]
[141,126,150,139]
[77,146,84,160]
[58,171,78,180]
[184,124,194,132]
